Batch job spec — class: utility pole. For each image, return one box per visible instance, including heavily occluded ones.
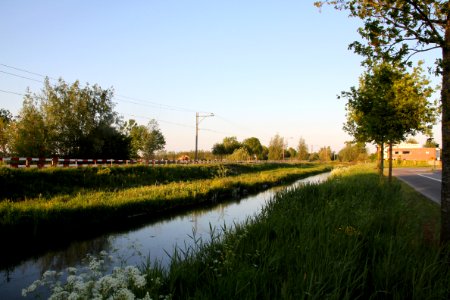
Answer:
[195,112,214,162]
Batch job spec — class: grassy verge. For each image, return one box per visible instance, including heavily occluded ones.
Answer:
[0,165,331,239]
[131,165,449,299]
[389,160,439,168]
[0,162,320,201]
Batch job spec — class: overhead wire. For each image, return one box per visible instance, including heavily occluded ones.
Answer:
[0,70,44,83]
[0,62,237,136]
[0,89,25,96]
[0,63,57,81]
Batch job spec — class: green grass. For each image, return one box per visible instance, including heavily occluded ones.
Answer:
[137,165,449,299]
[0,162,321,201]
[389,159,439,168]
[0,165,331,237]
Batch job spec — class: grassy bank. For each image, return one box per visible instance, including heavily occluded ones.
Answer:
[0,165,330,239]
[129,165,448,299]
[0,162,319,201]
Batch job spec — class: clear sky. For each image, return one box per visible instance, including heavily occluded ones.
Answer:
[0,1,442,153]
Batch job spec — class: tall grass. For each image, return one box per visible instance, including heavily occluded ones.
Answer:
[0,165,331,238]
[137,165,449,299]
[0,162,320,201]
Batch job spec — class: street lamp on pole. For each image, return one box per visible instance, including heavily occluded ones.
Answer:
[195,112,214,162]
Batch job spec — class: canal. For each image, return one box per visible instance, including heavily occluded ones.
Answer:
[0,172,330,299]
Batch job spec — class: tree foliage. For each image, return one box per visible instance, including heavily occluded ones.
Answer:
[140,120,166,159]
[297,137,309,160]
[10,93,49,157]
[318,146,332,162]
[315,1,446,70]
[212,136,242,156]
[342,62,436,175]
[424,137,440,148]
[268,134,284,160]
[315,0,450,245]
[0,109,12,156]
[242,137,263,159]
[338,142,368,162]
[9,79,131,158]
[406,137,419,144]
[227,147,251,161]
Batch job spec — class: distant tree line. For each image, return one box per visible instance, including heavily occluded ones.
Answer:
[210,135,342,162]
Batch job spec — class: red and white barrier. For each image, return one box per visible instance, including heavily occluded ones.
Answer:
[0,157,216,168]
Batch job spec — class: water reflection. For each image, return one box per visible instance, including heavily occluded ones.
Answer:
[0,172,330,300]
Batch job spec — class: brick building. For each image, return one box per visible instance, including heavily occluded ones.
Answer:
[384,143,440,161]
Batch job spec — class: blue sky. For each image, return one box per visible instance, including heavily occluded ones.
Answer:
[0,1,442,152]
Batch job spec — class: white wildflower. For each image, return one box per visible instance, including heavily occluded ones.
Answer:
[22,251,150,300]
[141,292,153,300]
[114,288,135,300]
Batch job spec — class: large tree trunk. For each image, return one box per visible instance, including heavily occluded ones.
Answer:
[376,144,380,171]
[379,142,384,176]
[441,22,450,245]
[388,142,393,182]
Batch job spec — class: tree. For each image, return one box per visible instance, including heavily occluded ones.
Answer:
[338,142,368,162]
[242,137,263,159]
[212,143,227,157]
[287,147,297,159]
[261,146,269,160]
[212,136,241,157]
[41,78,121,157]
[406,138,419,144]
[342,62,436,179]
[227,147,251,161]
[141,120,166,159]
[424,138,440,148]
[318,146,332,162]
[297,137,309,160]
[11,78,129,158]
[315,0,450,246]
[0,109,12,156]
[268,134,284,160]
[10,93,49,157]
[124,119,146,159]
[222,136,241,154]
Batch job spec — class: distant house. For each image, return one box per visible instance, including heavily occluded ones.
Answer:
[384,142,440,161]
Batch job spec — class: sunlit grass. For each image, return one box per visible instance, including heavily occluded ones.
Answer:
[0,162,322,201]
[136,164,449,299]
[0,165,331,232]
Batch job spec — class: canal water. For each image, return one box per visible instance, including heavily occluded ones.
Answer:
[0,172,330,299]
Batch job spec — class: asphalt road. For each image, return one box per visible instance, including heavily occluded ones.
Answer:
[392,168,441,204]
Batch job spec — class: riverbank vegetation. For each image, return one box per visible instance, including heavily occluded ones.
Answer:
[0,162,320,201]
[143,165,448,299]
[24,164,449,299]
[0,164,331,240]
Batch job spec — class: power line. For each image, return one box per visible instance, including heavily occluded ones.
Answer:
[114,96,196,113]
[0,70,44,83]
[215,114,259,136]
[0,63,237,136]
[0,89,25,96]
[126,114,232,135]
[0,63,57,81]
[1,62,204,114]
[116,94,197,113]
[126,114,195,129]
